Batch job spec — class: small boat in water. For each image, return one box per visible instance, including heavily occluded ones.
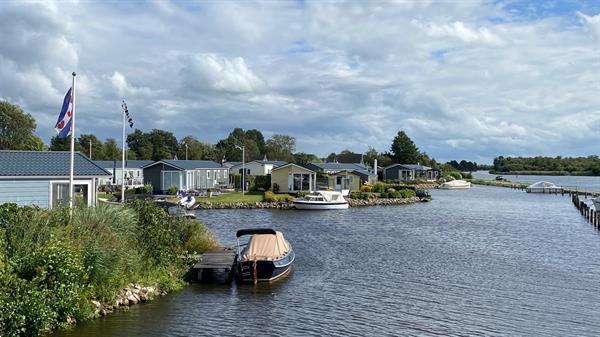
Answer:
[235,228,294,283]
[439,179,471,189]
[293,190,349,210]
[525,181,562,193]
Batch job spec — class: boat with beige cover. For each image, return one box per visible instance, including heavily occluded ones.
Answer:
[235,228,295,283]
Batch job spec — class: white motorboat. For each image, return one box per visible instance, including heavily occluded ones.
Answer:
[525,181,562,193]
[293,191,349,210]
[179,195,196,209]
[439,179,471,189]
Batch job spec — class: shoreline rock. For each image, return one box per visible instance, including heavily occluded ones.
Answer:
[347,197,422,207]
[192,197,425,210]
[91,283,162,318]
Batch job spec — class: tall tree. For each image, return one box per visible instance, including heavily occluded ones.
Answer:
[215,128,265,162]
[244,129,266,154]
[0,101,45,150]
[77,134,104,159]
[294,152,321,165]
[390,131,421,164]
[127,129,153,160]
[364,147,378,167]
[103,138,122,160]
[177,136,217,160]
[49,136,70,151]
[265,134,296,162]
[148,129,178,160]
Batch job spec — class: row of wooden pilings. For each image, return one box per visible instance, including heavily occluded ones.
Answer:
[572,194,600,227]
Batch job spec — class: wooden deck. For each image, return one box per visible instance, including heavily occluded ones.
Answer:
[192,250,236,283]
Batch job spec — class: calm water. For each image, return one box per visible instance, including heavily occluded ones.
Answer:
[473,170,600,192]
[54,186,600,336]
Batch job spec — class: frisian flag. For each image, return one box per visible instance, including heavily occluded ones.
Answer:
[121,100,133,128]
[54,88,73,138]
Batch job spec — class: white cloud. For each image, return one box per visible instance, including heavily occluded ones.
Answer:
[412,19,505,45]
[577,11,600,40]
[0,2,599,162]
[180,54,266,93]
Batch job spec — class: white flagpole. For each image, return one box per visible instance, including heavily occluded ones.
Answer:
[69,72,77,212]
[121,103,126,203]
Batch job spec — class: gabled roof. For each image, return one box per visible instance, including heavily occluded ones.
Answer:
[94,160,154,169]
[271,163,315,173]
[384,163,435,171]
[308,162,371,172]
[0,151,110,177]
[222,161,241,168]
[142,160,224,170]
[242,160,288,167]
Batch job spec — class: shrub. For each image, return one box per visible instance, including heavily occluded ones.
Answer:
[398,189,416,198]
[349,192,370,200]
[263,191,293,203]
[167,186,179,195]
[252,175,271,191]
[372,182,386,193]
[272,183,280,193]
[360,184,372,192]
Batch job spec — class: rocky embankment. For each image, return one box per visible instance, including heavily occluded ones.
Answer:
[90,284,165,317]
[194,202,294,209]
[191,197,424,210]
[348,197,422,207]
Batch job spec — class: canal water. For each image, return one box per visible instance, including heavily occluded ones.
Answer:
[54,185,600,336]
[473,170,600,192]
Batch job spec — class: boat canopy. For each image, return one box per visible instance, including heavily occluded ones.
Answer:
[316,191,345,202]
[443,179,469,186]
[236,228,277,237]
[527,181,558,188]
[241,231,291,261]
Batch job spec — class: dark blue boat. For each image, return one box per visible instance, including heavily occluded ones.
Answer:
[235,228,295,284]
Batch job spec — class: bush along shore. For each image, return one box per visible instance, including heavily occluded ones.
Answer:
[0,200,218,337]
[467,178,529,189]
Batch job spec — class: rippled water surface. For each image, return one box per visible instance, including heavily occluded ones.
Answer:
[473,170,600,191]
[54,186,600,336]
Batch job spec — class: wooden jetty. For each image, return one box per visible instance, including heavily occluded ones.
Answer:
[192,249,236,283]
[572,194,600,228]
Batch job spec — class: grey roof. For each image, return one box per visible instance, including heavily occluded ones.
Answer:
[384,163,434,171]
[0,151,110,177]
[94,160,154,169]
[222,161,241,168]
[309,162,370,171]
[142,160,224,170]
[248,160,288,167]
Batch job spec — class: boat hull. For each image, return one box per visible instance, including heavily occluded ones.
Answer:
[237,250,295,283]
[293,200,349,210]
[439,184,471,189]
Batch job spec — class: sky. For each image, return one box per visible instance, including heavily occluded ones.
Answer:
[0,0,599,164]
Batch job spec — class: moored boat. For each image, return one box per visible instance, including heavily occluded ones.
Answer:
[293,190,349,210]
[178,195,196,209]
[525,181,562,193]
[439,179,471,189]
[235,228,294,284]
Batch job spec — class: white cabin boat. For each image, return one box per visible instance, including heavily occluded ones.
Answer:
[439,180,471,189]
[178,195,196,209]
[293,191,349,210]
[525,181,562,193]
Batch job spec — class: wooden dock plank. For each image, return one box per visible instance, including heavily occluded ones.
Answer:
[193,250,236,270]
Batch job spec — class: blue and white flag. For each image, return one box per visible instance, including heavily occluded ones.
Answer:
[54,88,73,138]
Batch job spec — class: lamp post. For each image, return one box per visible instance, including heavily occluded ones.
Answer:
[235,144,245,195]
[185,143,188,160]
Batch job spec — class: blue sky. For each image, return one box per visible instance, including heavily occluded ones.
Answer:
[0,0,599,163]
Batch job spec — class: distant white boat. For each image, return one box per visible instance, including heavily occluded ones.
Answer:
[439,180,471,189]
[293,191,349,210]
[525,181,562,193]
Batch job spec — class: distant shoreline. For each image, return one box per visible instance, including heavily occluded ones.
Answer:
[489,170,599,177]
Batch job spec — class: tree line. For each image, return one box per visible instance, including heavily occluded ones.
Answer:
[1,100,474,168]
[493,156,600,175]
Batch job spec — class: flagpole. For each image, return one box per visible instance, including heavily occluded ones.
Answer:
[69,72,77,213]
[121,103,125,204]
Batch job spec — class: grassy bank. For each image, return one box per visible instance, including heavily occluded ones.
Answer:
[468,178,528,188]
[0,201,217,337]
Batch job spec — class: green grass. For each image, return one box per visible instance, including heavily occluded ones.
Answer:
[97,193,113,199]
[196,191,266,204]
[468,178,528,188]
